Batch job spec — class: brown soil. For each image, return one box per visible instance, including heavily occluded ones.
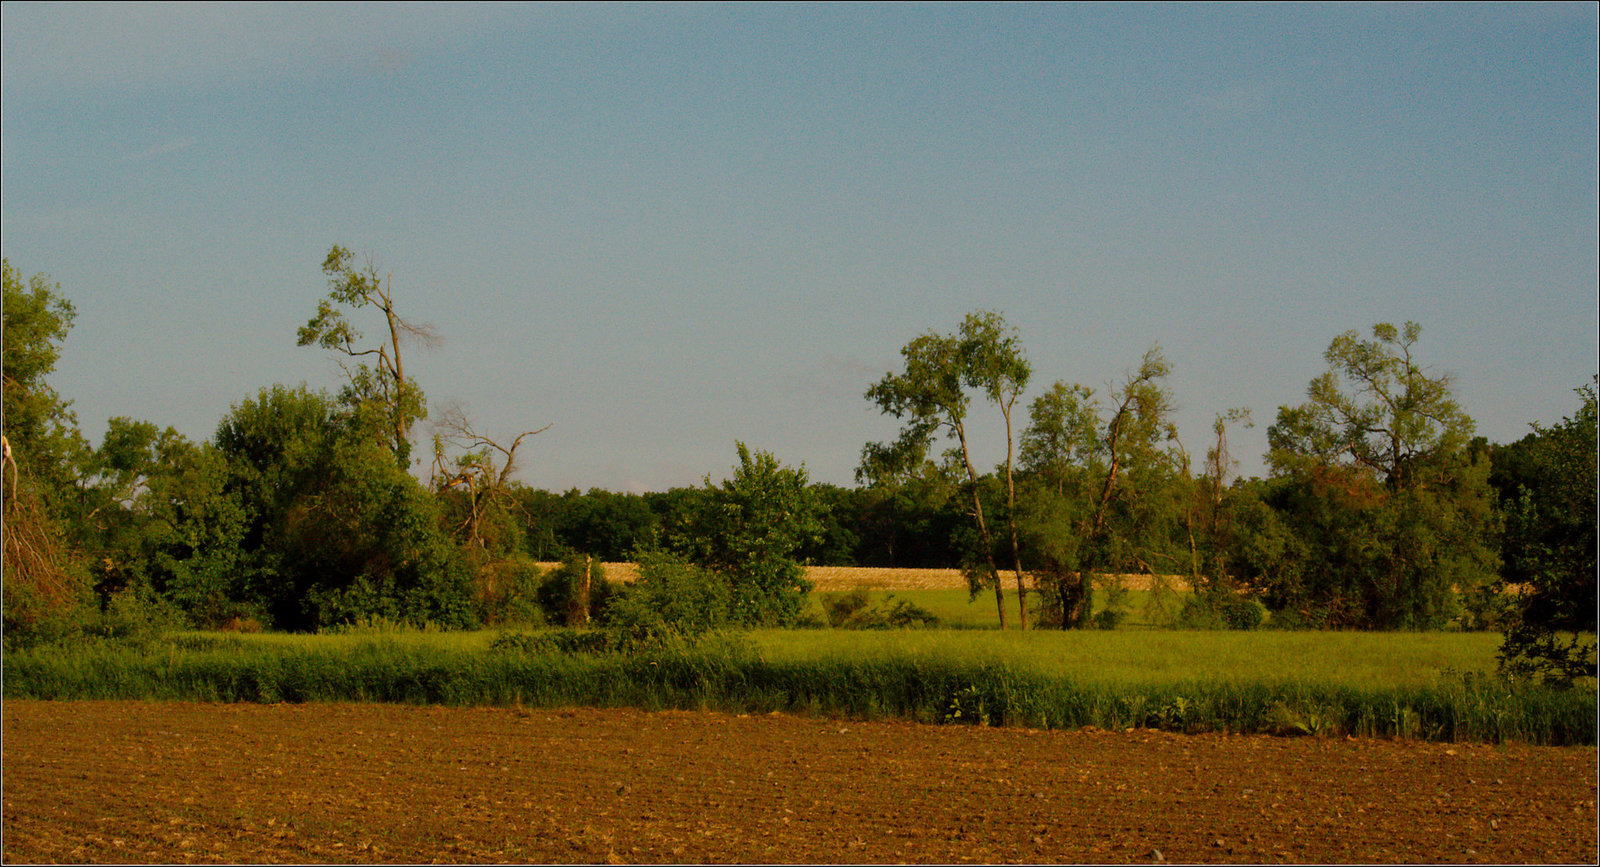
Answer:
[3,700,1594,864]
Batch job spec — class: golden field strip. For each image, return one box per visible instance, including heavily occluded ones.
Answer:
[536,563,1181,592]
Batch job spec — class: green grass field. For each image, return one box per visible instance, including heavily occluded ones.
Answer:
[808,587,1195,629]
[5,619,1592,745]
[747,628,1504,687]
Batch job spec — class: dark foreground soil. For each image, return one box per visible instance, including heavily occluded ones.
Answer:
[3,700,1595,864]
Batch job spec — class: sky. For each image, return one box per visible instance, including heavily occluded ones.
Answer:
[3,2,1596,493]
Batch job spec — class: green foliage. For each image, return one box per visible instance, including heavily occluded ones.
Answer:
[676,443,824,627]
[3,260,93,644]
[1019,347,1190,628]
[472,558,546,627]
[1492,379,1597,686]
[864,311,1034,627]
[603,550,733,644]
[821,588,942,629]
[1092,607,1124,630]
[5,629,1591,745]
[1177,592,1264,630]
[297,245,431,467]
[1262,322,1499,629]
[821,588,873,626]
[2,259,85,485]
[534,554,615,627]
[213,384,476,631]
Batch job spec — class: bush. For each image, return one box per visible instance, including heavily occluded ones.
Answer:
[821,588,872,627]
[1178,593,1264,630]
[535,555,614,627]
[473,558,545,627]
[1092,608,1123,630]
[602,551,732,645]
[822,589,942,629]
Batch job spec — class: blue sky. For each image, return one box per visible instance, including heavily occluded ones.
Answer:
[3,2,1595,492]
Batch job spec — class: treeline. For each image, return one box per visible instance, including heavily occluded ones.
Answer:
[3,257,1594,684]
[3,254,829,645]
[515,484,962,568]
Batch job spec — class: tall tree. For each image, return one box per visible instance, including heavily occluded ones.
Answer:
[865,312,1018,626]
[214,384,474,631]
[2,259,86,494]
[1018,348,1186,627]
[298,245,437,468]
[2,260,89,639]
[1491,378,1597,685]
[958,311,1034,627]
[1264,321,1497,629]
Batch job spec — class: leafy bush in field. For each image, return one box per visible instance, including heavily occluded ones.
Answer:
[673,443,824,627]
[215,384,478,632]
[534,555,615,627]
[472,558,545,627]
[822,588,872,626]
[602,551,732,644]
[1092,608,1124,630]
[821,589,941,629]
[1178,592,1264,630]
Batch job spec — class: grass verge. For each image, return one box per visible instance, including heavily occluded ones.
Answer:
[3,631,1592,746]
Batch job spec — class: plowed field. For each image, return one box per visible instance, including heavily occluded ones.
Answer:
[3,700,1594,864]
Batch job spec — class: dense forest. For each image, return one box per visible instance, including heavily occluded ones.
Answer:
[3,255,1594,683]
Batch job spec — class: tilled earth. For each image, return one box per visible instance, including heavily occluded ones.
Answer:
[3,700,1595,864]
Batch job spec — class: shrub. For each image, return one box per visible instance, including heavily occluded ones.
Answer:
[474,558,545,627]
[602,551,732,645]
[1092,608,1123,630]
[821,588,872,627]
[534,554,614,627]
[821,588,942,630]
[1178,592,1264,630]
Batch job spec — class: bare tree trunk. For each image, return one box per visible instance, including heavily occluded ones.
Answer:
[579,555,592,626]
[955,422,1007,629]
[1002,395,1027,629]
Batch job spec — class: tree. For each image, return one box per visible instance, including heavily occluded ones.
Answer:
[1264,322,1497,629]
[853,452,965,568]
[677,442,826,627]
[864,311,1029,627]
[1176,408,1265,629]
[2,260,90,639]
[958,311,1034,627]
[214,384,475,631]
[1491,378,1596,685]
[1018,348,1188,628]
[2,259,86,496]
[429,405,550,556]
[298,245,437,468]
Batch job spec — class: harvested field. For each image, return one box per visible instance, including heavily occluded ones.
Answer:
[544,563,1181,592]
[4,700,1595,864]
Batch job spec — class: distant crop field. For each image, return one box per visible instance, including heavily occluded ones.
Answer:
[541,562,1183,593]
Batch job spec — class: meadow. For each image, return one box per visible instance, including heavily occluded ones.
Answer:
[5,604,1592,745]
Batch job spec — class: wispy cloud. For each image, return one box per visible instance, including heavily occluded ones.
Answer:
[117,137,200,164]
[1,3,522,97]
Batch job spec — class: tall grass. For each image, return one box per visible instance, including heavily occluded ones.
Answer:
[803,588,1184,629]
[748,629,1507,687]
[4,630,1592,745]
